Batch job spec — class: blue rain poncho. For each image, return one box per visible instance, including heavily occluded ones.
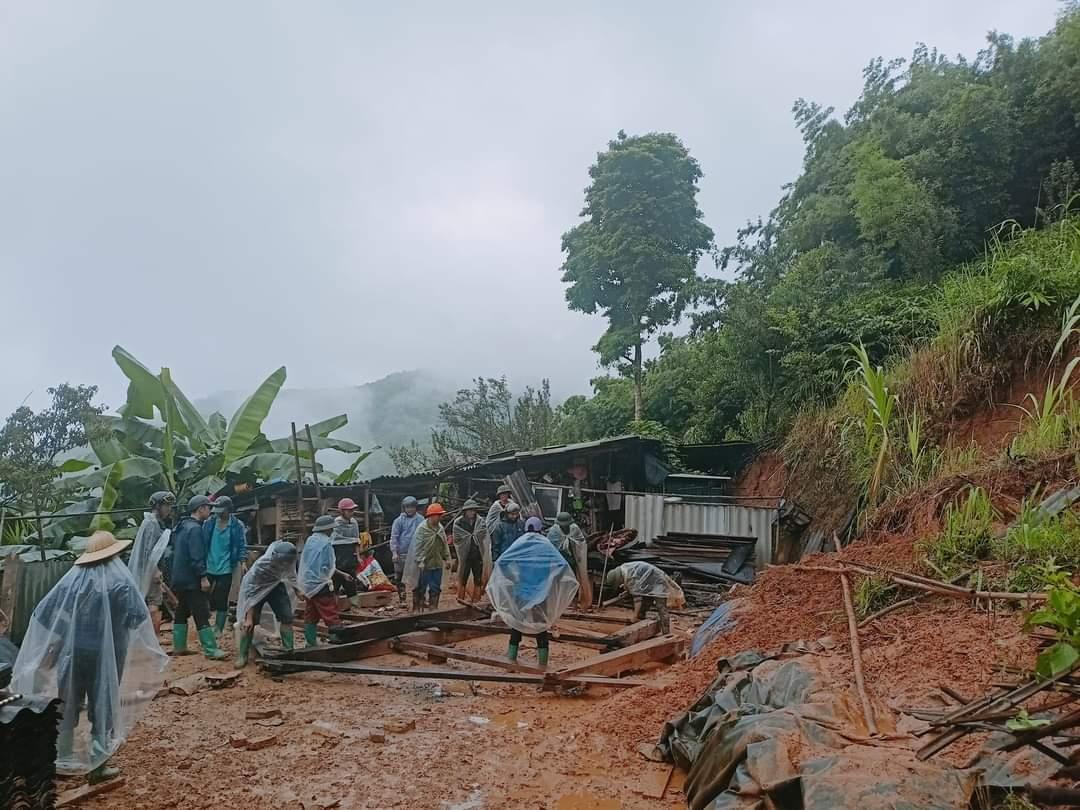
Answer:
[127,513,170,599]
[299,533,336,598]
[234,541,299,650]
[485,532,579,635]
[11,557,168,774]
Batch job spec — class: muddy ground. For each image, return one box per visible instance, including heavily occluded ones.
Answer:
[65,594,695,810]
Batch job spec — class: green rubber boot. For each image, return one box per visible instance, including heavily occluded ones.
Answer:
[281,628,295,652]
[88,763,120,784]
[172,623,190,655]
[304,623,319,647]
[234,633,253,668]
[197,626,228,661]
[214,610,228,637]
[538,647,549,669]
[507,642,519,662]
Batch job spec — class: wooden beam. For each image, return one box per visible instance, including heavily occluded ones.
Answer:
[259,659,646,689]
[56,777,127,807]
[560,612,634,625]
[608,618,660,647]
[423,620,613,649]
[393,639,546,675]
[553,635,687,678]
[261,627,495,664]
[329,605,485,643]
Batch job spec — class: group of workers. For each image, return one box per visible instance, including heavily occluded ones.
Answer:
[9,484,684,786]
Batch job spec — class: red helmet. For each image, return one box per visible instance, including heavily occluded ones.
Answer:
[337,498,358,511]
[425,502,447,517]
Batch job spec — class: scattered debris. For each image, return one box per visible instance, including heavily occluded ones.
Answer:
[55,777,126,807]
[229,733,278,751]
[245,708,283,720]
[383,718,415,734]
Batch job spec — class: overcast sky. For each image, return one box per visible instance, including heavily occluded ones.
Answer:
[0,1,1062,417]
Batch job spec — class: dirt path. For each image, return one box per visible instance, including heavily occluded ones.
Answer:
[65,604,692,810]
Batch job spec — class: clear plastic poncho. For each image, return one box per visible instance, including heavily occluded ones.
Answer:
[11,556,168,774]
[235,541,298,651]
[613,561,686,604]
[485,532,579,635]
[453,514,492,587]
[127,513,170,599]
[299,533,335,598]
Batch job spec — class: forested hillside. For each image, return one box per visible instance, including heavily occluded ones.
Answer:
[559,8,1080,446]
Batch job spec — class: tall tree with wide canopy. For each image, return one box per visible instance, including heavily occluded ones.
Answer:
[560,131,714,420]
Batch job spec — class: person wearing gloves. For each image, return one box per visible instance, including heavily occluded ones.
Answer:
[201,495,247,638]
[12,531,168,783]
[485,530,578,668]
[452,499,490,603]
[389,496,424,603]
[299,515,355,647]
[485,484,514,538]
[403,503,451,612]
[548,512,592,608]
[491,502,527,561]
[233,540,303,668]
[170,495,227,660]
[604,561,686,634]
[127,490,175,637]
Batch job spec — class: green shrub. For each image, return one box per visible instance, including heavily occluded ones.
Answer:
[922,486,997,576]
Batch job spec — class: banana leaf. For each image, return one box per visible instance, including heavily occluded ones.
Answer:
[308,414,348,436]
[90,431,127,466]
[226,452,309,481]
[57,457,95,473]
[186,475,226,498]
[112,345,164,421]
[161,366,211,449]
[268,434,365,455]
[333,450,375,485]
[89,463,124,532]
[222,367,286,468]
[208,412,228,442]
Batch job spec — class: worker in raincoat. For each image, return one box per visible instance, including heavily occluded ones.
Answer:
[390,496,424,603]
[485,484,513,538]
[452,499,491,603]
[201,495,247,639]
[604,561,685,634]
[234,540,303,667]
[127,491,175,636]
[486,531,578,668]
[331,497,362,594]
[547,512,592,608]
[170,495,227,660]
[404,503,450,612]
[12,531,168,782]
[299,515,356,646]
[491,502,526,561]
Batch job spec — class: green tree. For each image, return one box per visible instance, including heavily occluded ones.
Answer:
[560,131,714,420]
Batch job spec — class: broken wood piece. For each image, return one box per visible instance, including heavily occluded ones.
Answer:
[206,670,242,688]
[56,777,126,807]
[553,634,687,679]
[311,721,344,739]
[245,708,283,720]
[328,605,485,644]
[245,733,278,750]
[392,638,546,674]
[840,572,879,736]
[383,718,415,734]
[259,658,646,688]
[607,618,661,647]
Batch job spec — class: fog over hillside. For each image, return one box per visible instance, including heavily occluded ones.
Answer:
[197,370,581,477]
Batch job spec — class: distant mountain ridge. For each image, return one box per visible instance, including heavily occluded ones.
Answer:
[196,369,460,477]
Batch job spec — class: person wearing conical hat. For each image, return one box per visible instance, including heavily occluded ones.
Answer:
[11,531,168,783]
[452,499,491,603]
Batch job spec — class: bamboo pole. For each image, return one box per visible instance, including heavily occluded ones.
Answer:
[840,572,879,736]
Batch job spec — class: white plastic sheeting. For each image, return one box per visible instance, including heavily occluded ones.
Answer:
[127,514,170,599]
[624,494,777,567]
[485,532,578,634]
[11,557,168,774]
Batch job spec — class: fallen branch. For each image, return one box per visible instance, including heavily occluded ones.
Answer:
[840,572,878,736]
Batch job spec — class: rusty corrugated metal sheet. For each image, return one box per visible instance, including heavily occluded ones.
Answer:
[0,555,74,645]
[624,495,777,568]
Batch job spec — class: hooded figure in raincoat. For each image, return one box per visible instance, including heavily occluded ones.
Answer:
[604,561,685,634]
[12,531,168,782]
[126,491,175,636]
[233,541,302,667]
[485,532,578,668]
[547,512,592,608]
[452,499,491,603]
[299,515,355,647]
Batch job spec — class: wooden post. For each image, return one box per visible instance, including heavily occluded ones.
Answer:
[252,499,262,545]
[290,422,307,537]
[363,486,371,533]
[304,423,322,502]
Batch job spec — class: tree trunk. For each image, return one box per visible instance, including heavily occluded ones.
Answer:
[632,341,643,421]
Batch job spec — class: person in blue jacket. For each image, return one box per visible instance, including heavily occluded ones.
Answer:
[491,502,527,560]
[389,496,424,604]
[201,495,247,638]
[171,495,227,660]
